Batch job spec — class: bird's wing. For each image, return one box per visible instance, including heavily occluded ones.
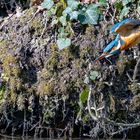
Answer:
[103,34,120,53]
[95,40,116,61]
[105,40,121,58]
[95,39,122,62]
[111,19,140,37]
[105,49,121,58]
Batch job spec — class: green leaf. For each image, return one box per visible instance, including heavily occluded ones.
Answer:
[57,38,71,50]
[115,1,123,11]
[59,15,67,26]
[80,89,89,104]
[41,0,54,9]
[99,0,107,3]
[137,6,140,12]
[63,7,79,20]
[50,6,57,15]
[84,76,89,84]
[63,7,73,15]
[58,27,69,38]
[67,0,80,10]
[78,14,86,24]
[70,11,79,20]
[96,1,107,6]
[51,18,58,26]
[78,4,100,25]
[122,0,131,6]
[86,4,100,24]
[90,71,99,80]
[119,7,130,19]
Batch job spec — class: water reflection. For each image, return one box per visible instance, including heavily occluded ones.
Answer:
[0,136,134,140]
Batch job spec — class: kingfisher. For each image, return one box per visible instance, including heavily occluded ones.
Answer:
[95,19,140,61]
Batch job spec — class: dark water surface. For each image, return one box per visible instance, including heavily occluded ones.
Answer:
[0,136,134,140]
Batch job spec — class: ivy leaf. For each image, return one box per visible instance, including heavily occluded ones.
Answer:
[85,5,100,24]
[41,0,54,9]
[114,1,123,11]
[63,7,79,20]
[137,4,140,12]
[57,38,71,50]
[96,1,107,6]
[90,71,99,80]
[59,15,67,26]
[67,0,80,10]
[78,14,86,24]
[99,0,107,3]
[58,27,69,38]
[63,7,73,15]
[108,0,117,4]
[51,18,58,27]
[122,0,131,6]
[119,7,130,19]
[78,4,100,25]
[80,89,89,104]
[70,11,79,20]
[84,76,89,84]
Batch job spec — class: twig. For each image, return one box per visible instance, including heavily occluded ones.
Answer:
[39,18,48,40]
[27,6,44,24]
[29,122,40,131]
[0,14,14,30]
[87,84,98,121]
[110,124,139,136]
[133,58,140,82]
[105,118,140,127]
[126,72,133,82]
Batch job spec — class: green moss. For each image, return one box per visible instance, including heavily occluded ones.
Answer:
[130,94,140,111]
[117,56,129,74]
[0,86,5,105]
[46,44,59,71]
[20,7,37,23]
[128,83,140,95]
[0,40,8,47]
[31,18,43,34]
[0,40,9,58]
[82,114,90,123]
[40,69,53,80]
[38,80,54,95]
[85,25,96,41]
[59,49,73,68]
[3,54,20,77]
[0,48,22,101]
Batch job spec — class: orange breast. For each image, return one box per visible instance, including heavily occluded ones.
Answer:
[120,31,140,50]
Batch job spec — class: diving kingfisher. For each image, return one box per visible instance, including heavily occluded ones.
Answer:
[95,19,140,61]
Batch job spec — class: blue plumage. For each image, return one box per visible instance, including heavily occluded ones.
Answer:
[111,18,140,34]
[110,18,133,33]
[103,34,120,53]
[95,18,140,62]
[95,34,123,61]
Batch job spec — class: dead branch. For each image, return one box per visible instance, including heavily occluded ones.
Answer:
[133,58,140,82]
[87,62,105,121]
[87,84,98,121]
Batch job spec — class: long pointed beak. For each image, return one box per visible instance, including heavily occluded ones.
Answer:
[95,53,107,61]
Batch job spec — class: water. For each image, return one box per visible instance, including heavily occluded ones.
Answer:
[0,136,134,140]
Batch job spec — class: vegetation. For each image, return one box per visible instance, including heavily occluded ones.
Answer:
[0,0,140,139]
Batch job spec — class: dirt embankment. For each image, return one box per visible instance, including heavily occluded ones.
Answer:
[0,6,140,139]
